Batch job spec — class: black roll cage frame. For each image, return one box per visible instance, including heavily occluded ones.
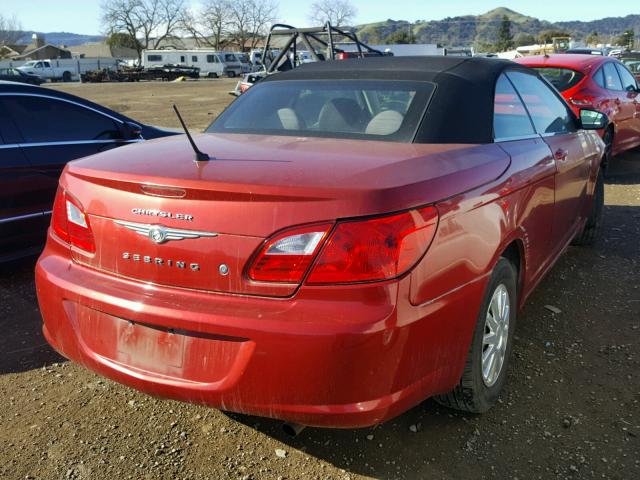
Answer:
[258,22,386,74]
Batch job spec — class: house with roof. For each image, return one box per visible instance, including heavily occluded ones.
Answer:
[1,34,71,60]
[69,42,138,60]
[153,35,266,52]
[0,44,28,59]
[12,43,72,60]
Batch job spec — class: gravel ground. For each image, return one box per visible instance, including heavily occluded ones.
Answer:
[0,81,638,479]
[47,78,240,131]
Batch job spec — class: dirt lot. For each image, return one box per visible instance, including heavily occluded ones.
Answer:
[0,80,639,480]
[48,78,240,131]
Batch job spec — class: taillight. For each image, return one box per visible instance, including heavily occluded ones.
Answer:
[50,188,96,254]
[308,207,438,284]
[248,224,332,282]
[248,206,439,285]
[51,188,70,243]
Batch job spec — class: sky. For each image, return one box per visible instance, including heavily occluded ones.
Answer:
[2,0,638,35]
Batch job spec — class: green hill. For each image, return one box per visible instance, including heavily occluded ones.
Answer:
[478,7,534,24]
[355,7,639,50]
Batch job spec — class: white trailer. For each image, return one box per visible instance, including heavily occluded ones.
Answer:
[0,58,121,82]
[141,49,244,78]
[336,43,444,57]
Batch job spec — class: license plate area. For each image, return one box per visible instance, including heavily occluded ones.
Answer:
[117,320,185,370]
[72,303,250,384]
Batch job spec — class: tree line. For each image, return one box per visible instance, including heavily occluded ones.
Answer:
[0,14,22,46]
[0,0,357,59]
[100,0,357,59]
[494,15,636,52]
[380,15,638,52]
[2,5,636,58]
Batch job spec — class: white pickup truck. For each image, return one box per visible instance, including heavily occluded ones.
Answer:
[17,60,76,82]
[15,58,121,82]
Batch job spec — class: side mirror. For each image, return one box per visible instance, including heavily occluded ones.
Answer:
[121,121,143,139]
[626,84,640,93]
[579,109,608,130]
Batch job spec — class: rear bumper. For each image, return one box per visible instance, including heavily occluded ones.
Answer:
[36,237,487,428]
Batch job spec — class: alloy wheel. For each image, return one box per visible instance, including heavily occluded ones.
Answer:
[481,284,510,387]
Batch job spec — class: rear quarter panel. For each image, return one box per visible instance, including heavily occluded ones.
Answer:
[409,137,557,309]
[396,137,559,399]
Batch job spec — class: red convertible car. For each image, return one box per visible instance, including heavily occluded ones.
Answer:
[516,54,640,174]
[36,57,606,430]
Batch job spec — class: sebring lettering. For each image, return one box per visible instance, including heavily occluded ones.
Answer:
[122,252,200,271]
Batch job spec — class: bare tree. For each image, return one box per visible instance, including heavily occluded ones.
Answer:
[100,0,186,59]
[246,0,277,49]
[180,0,232,49]
[0,13,23,46]
[309,0,356,27]
[154,0,187,46]
[227,0,250,52]
[229,0,277,52]
[204,0,233,49]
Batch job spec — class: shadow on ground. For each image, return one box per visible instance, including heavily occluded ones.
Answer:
[0,257,65,374]
[605,149,640,185]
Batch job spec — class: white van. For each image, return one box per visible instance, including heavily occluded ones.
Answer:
[233,52,253,73]
[142,50,243,78]
[217,52,248,75]
[248,48,282,70]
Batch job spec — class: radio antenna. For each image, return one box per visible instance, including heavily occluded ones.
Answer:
[172,104,211,162]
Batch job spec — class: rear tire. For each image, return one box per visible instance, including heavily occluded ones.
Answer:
[227,71,237,78]
[62,71,72,82]
[572,168,604,246]
[434,258,517,413]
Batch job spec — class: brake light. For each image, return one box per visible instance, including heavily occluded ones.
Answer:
[248,224,332,282]
[50,188,96,254]
[248,207,439,285]
[336,52,347,60]
[308,207,438,284]
[51,188,70,243]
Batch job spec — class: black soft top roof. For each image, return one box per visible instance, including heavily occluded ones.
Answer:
[262,56,533,144]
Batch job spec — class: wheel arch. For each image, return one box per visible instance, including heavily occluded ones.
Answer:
[498,238,525,304]
[606,121,615,135]
[605,121,615,147]
[600,122,615,175]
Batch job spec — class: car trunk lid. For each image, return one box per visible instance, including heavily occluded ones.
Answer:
[62,133,510,297]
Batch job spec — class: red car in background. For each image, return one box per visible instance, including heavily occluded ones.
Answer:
[516,54,640,174]
[36,57,607,430]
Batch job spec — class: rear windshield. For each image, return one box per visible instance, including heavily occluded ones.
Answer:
[207,79,435,142]
[532,67,585,92]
